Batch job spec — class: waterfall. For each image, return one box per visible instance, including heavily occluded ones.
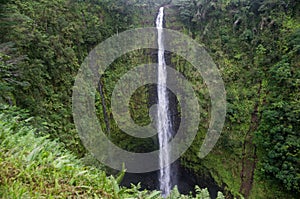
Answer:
[156,7,172,197]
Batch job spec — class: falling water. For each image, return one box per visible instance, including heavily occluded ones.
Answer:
[156,7,172,197]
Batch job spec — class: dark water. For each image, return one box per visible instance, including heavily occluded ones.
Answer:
[120,163,223,199]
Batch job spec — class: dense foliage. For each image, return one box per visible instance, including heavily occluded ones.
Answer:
[0,105,224,198]
[174,0,299,197]
[0,0,136,154]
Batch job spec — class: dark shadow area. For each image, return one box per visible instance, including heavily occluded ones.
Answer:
[120,164,223,199]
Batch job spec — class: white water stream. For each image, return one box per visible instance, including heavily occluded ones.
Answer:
[156,7,172,197]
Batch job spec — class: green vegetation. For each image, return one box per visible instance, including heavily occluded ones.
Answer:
[0,0,299,198]
[174,0,300,198]
[0,0,136,155]
[0,105,224,198]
